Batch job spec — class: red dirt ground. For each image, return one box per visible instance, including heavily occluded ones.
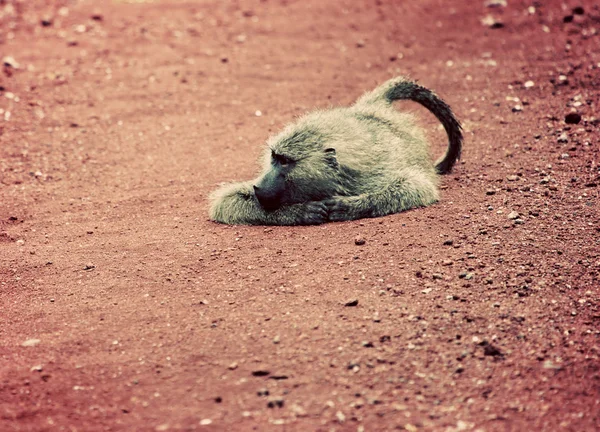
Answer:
[1,0,599,431]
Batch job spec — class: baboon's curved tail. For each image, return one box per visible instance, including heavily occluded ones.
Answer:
[355,77,463,174]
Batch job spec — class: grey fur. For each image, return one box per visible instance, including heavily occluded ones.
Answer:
[209,76,463,225]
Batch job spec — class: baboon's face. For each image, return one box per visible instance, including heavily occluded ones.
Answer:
[253,148,338,211]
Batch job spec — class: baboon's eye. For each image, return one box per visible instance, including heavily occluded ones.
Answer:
[272,152,293,166]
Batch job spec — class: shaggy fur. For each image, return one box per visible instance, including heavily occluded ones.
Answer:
[209,76,463,225]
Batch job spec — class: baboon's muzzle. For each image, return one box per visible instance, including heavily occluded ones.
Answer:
[253,184,284,211]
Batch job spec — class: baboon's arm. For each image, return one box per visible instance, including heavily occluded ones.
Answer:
[209,182,328,225]
[326,173,439,222]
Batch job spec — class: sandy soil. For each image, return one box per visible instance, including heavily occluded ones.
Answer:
[1,0,599,431]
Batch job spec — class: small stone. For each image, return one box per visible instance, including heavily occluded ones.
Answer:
[564,113,581,124]
[336,411,346,422]
[481,15,504,28]
[443,239,454,246]
[485,189,496,195]
[2,56,20,69]
[356,39,365,48]
[83,263,95,270]
[40,19,53,27]
[442,259,453,266]
[228,362,238,370]
[30,365,43,372]
[199,419,212,426]
[254,110,262,117]
[272,335,280,344]
[485,0,507,6]
[524,80,534,88]
[506,175,519,181]
[344,299,359,307]
[257,388,270,397]
[91,13,103,21]
[251,370,270,377]
[22,339,41,347]
[291,404,307,417]
[512,105,523,112]
[543,360,562,370]
[432,273,443,280]
[507,211,519,220]
[464,273,474,280]
[267,397,284,408]
[354,236,366,246]
[514,218,525,225]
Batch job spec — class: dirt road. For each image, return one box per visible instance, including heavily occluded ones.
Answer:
[1,0,599,430]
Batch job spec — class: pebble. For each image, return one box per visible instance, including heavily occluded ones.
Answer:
[30,365,43,372]
[557,133,569,143]
[442,259,453,266]
[506,175,519,181]
[485,189,496,195]
[524,80,534,88]
[512,105,523,112]
[272,335,280,344]
[2,56,19,68]
[564,113,581,124]
[485,0,507,7]
[443,239,454,246]
[344,299,359,307]
[507,211,519,220]
[22,339,41,347]
[543,360,562,370]
[199,419,212,426]
[291,404,307,417]
[267,397,284,408]
[514,218,525,225]
[481,15,504,28]
[354,236,366,246]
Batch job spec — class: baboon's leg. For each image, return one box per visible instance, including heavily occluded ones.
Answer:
[326,173,439,222]
[209,182,328,225]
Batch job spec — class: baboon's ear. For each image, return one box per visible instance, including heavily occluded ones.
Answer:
[324,147,338,168]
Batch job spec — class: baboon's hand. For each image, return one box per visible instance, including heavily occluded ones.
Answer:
[279,201,328,225]
[325,196,366,222]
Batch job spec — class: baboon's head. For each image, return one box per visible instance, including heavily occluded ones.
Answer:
[253,128,340,211]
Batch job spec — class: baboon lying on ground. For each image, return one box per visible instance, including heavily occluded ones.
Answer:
[209,76,462,225]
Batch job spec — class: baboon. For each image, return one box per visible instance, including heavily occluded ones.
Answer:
[209,76,463,225]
